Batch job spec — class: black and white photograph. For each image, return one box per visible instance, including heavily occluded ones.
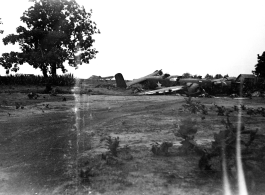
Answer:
[0,0,265,194]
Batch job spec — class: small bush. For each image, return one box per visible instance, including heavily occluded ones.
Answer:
[173,118,202,154]
[173,118,198,140]
[151,142,173,156]
[103,136,120,157]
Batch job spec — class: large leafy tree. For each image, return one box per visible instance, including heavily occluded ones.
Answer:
[253,52,265,77]
[0,0,99,77]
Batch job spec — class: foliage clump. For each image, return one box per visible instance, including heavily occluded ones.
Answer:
[198,116,258,173]
[101,136,133,165]
[253,51,265,77]
[103,136,120,157]
[182,97,208,115]
[151,142,173,156]
[79,163,94,183]
[241,104,247,110]
[173,118,202,154]
[174,118,198,140]
[215,105,225,116]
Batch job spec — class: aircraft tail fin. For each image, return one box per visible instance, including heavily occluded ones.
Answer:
[115,73,127,88]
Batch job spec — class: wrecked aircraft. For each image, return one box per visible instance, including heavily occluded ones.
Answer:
[101,76,114,81]
[138,86,184,95]
[88,75,114,81]
[115,70,206,96]
[115,70,175,89]
[114,70,243,96]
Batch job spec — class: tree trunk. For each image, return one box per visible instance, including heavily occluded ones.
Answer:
[42,68,48,78]
[51,63,57,78]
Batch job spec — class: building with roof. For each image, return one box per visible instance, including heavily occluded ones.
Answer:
[235,74,256,83]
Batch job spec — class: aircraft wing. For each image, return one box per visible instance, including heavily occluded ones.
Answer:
[101,76,114,80]
[138,86,184,95]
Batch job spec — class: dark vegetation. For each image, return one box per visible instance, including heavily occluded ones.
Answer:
[100,136,133,166]
[0,74,75,86]
[181,97,208,115]
[253,51,265,78]
[103,136,120,157]
[151,141,173,156]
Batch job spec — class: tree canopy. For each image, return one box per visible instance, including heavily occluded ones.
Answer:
[253,51,265,77]
[0,0,99,77]
[192,74,202,79]
[204,74,213,79]
[214,74,223,79]
[182,72,192,78]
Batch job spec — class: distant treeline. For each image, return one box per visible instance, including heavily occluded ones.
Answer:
[0,74,75,86]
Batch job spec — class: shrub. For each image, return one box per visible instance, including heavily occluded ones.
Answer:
[103,136,120,157]
[151,142,173,156]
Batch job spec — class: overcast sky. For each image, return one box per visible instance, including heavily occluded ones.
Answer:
[1,0,265,79]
